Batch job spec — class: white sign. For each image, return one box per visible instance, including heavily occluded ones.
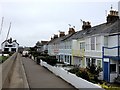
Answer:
[104,58,109,62]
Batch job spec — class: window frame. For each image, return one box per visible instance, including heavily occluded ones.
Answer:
[110,64,116,73]
[91,37,95,50]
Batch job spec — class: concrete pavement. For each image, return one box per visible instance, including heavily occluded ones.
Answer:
[0,64,2,90]
[22,56,77,89]
[9,53,29,88]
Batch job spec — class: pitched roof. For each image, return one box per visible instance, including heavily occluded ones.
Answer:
[1,39,19,45]
[47,33,75,44]
[41,41,48,45]
[62,19,120,41]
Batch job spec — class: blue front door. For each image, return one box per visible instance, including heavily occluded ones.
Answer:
[104,62,109,82]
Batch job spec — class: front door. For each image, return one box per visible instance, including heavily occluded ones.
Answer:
[104,62,109,82]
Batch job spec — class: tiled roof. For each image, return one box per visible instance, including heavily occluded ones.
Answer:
[41,41,48,45]
[47,33,75,44]
[62,19,120,41]
[47,19,120,44]
[1,39,19,45]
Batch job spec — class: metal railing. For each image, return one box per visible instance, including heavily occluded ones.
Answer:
[103,46,120,59]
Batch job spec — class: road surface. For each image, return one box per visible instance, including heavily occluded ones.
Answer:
[0,64,2,90]
[22,56,77,89]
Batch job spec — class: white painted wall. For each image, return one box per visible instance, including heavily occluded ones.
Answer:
[108,36,118,47]
[85,37,90,51]
[48,44,56,56]
[110,73,117,82]
[104,35,118,56]
[47,45,51,55]
[73,57,81,65]
[40,60,103,89]
[72,40,78,50]
[85,36,103,58]
[96,36,102,51]
[60,41,72,54]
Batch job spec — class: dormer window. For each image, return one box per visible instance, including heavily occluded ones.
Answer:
[13,44,16,47]
[8,45,12,47]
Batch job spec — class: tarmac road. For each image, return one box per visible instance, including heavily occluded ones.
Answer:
[22,56,77,89]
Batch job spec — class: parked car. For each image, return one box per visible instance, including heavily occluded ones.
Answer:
[22,51,29,57]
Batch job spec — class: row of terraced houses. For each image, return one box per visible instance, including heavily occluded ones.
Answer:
[40,6,120,83]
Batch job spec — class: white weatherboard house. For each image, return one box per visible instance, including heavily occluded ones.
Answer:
[45,9,120,83]
[58,28,75,65]
[1,38,19,53]
[102,9,120,82]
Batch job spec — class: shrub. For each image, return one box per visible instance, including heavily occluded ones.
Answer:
[46,56,57,66]
[86,63,102,83]
[68,67,79,74]
[0,56,9,63]
[76,71,82,77]
[80,70,90,81]
[57,61,64,64]
[87,63,96,74]
[39,55,57,66]
[68,67,90,81]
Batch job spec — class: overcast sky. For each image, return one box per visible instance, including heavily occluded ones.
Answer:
[0,0,120,47]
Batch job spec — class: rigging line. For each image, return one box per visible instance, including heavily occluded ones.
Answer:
[0,17,4,35]
[6,22,11,40]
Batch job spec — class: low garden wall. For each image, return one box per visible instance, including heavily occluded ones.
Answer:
[40,60,103,89]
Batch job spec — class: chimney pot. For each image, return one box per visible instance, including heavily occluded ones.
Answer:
[68,28,75,34]
[82,21,91,30]
[59,31,65,37]
[53,34,58,39]
[107,10,119,23]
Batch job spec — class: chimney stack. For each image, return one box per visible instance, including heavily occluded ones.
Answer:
[59,31,65,37]
[68,27,75,34]
[51,37,53,40]
[53,34,58,39]
[118,1,120,18]
[82,21,91,30]
[8,38,12,43]
[107,6,119,23]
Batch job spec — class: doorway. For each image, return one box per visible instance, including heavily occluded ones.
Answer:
[104,62,109,82]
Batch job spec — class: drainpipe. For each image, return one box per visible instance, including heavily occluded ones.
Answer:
[102,46,104,81]
[71,49,74,65]
[118,35,119,75]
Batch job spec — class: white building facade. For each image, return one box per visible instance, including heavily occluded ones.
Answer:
[46,9,120,83]
[1,38,19,53]
[84,35,103,68]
